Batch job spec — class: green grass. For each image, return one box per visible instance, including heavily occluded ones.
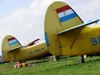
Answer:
[0,56,100,75]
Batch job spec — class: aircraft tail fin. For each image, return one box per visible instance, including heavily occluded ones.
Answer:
[55,1,84,33]
[44,1,84,55]
[2,35,22,52]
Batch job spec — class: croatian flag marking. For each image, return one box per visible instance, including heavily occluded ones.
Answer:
[8,37,19,46]
[56,5,77,23]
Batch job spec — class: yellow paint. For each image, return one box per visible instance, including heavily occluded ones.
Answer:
[44,1,100,56]
[44,1,83,55]
[58,25,100,56]
[2,35,50,62]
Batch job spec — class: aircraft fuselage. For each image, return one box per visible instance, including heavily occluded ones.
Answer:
[59,25,100,56]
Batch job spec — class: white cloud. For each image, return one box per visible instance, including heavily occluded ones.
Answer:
[82,0,99,17]
[71,0,100,21]
[0,0,65,45]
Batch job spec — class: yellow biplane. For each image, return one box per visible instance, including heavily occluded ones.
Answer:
[2,35,51,62]
[44,1,100,63]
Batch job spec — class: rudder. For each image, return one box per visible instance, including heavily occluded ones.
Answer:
[2,35,22,61]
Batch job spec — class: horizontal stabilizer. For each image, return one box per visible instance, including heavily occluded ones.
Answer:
[8,46,22,52]
[57,18,100,34]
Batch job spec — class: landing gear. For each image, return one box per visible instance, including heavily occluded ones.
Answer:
[53,55,60,61]
[78,55,84,63]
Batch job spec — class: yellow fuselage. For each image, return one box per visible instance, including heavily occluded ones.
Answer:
[59,25,100,56]
[5,42,50,61]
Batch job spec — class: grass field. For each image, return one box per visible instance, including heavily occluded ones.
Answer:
[0,56,100,75]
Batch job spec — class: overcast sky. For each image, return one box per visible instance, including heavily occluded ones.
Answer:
[0,0,100,55]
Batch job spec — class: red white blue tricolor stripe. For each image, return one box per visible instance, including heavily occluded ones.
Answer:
[8,37,19,46]
[56,5,77,23]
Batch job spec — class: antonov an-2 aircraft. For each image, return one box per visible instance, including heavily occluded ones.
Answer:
[2,1,100,63]
[2,36,51,62]
[44,1,100,63]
